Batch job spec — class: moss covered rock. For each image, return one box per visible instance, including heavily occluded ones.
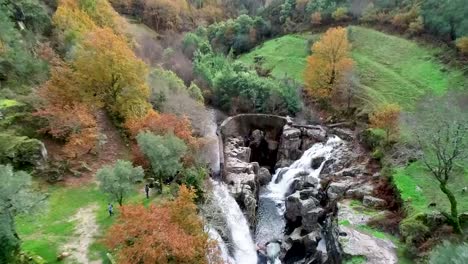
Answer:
[0,133,45,167]
[360,128,386,149]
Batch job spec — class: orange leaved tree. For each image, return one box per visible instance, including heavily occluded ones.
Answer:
[125,109,197,148]
[369,104,401,143]
[35,102,98,158]
[304,27,354,101]
[104,185,213,264]
[35,56,98,158]
[73,27,151,119]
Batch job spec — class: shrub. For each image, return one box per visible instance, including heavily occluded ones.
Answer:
[360,128,386,149]
[194,51,301,115]
[0,133,44,168]
[429,242,468,264]
[400,215,431,251]
[310,12,322,25]
[369,104,401,143]
[456,36,468,55]
[332,7,349,22]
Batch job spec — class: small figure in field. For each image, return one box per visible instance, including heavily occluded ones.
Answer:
[145,184,150,199]
[108,203,113,217]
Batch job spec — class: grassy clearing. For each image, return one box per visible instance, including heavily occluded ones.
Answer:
[238,34,318,81]
[16,184,110,263]
[238,26,466,111]
[348,26,466,110]
[393,161,468,216]
[16,181,167,263]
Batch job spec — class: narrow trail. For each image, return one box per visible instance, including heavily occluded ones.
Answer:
[64,109,129,186]
[62,204,101,264]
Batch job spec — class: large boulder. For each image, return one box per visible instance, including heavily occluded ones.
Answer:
[285,191,319,222]
[327,179,354,200]
[276,125,303,168]
[340,226,397,264]
[257,167,272,186]
[363,196,387,208]
[224,137,251,162]
[301,127,327,150]
[280,227,323,263]
[302,207,325,232]
[0,133,46,167]
[346,183,374,199]
[224,157,255,174]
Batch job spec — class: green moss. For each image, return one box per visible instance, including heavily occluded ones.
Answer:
[361,128,386,149]
[357,224,388,239]
[344,255,367,264]
[340,219,351,226]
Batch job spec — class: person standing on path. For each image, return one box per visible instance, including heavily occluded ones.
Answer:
[108,203,113,217]
[145,184,150,199]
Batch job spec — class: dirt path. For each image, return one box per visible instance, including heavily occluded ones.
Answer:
[62,204,101,264]
[63,110,129,186]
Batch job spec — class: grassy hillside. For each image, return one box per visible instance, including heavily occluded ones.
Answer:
[238,34,317,81]
[238,26,466,111]
[393,162,468,217]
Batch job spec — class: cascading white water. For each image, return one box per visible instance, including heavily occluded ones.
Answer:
[207,227,236,264]
[211,181,258,264]
[202,109,221,173]
[256,136,343,246]
[204,111,257,264]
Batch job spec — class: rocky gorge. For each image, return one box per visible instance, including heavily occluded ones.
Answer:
[209,114,398,264]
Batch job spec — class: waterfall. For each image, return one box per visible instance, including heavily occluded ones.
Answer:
[202,109,221,174]
[256,136,343,246]
[207,227,236,264]
[211,180,258,264]
[204,110,257,264]
[39,141,48,162]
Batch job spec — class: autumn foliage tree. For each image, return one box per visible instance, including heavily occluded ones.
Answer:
[304,27,354,101]
[125,109,197,148]
[73,27,151,119]
[105,185,213,264]
[35,103,98,158]
[369,104,401,143]
[35,51,98,158]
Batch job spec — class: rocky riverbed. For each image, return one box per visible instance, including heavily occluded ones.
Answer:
[214,114,397,264]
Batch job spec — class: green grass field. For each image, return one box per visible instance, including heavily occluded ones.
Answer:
[238,34,318,81]
[238,26,466,111]
[16,182,169,263]
[16,184,111,263]
[393,162,468,216]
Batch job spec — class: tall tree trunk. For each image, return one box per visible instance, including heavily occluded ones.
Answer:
[158,174,163,194]
[440,183,462,234]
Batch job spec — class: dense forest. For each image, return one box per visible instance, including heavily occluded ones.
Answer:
[0,0,467,264]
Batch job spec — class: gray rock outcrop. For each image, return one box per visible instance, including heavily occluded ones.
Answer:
[363,195,387,208]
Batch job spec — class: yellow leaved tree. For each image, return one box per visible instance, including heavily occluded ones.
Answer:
[304,27,354,101]
[73,27,151,119]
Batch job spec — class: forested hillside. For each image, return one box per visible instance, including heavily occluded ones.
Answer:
[0,0,467,264]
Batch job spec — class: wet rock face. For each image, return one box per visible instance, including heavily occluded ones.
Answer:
[276,125,328,169]
[223,137,258,224]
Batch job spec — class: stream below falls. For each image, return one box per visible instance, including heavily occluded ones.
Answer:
[204,111,346,263]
